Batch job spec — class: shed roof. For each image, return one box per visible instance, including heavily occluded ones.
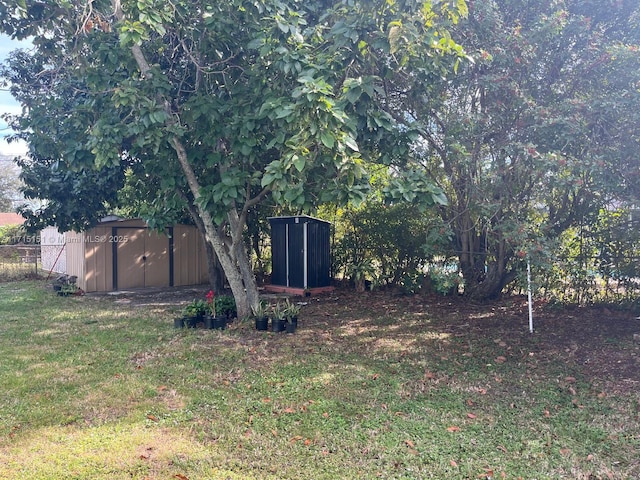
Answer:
[267,215,331,225]
[0,213,24,226]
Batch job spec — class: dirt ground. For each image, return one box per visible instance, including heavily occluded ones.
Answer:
[96,285,640,396]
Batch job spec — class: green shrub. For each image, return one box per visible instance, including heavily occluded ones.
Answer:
[215,295,237,318]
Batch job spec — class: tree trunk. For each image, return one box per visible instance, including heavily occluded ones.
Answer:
[119,20,261,319]
[182,191,225,293]
[171,137,258,319]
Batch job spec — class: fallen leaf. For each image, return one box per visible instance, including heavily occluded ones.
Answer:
[597,392,607,399]
[495,356,507,363]
[497,445,508,453]
[372,373,379,380]
[544,410,550,417]
[586,454,594,461]
[303,438,312,446]
[283,407,295,414]
[271,429,278,437]
[447,426,461,432]
[157,385,167,392]
[323,412,329,418]
[466,399,475,406]
[146,414,158,422]
[261,397,271,403]
[405,439,415,448]
[559,448,571,456]
[568,386,577,395]
[467,412,477,419]
[424,371,436,379]
[450,460,458,467]
[565,376,576,383]
[174,475,189,480]
[290,435,303,443]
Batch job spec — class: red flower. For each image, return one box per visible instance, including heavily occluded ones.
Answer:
[206,290,215,316]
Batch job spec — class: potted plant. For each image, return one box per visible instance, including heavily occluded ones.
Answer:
[58,283,79,296]
[215,295,237,322]
[284,299,301,328]
[254,300,270,331]
[181,299,207,328]
[54,274,80,295]
[204,290,227,329]
[271,302,286,333]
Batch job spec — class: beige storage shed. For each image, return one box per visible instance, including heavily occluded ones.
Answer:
[41,218,208,292]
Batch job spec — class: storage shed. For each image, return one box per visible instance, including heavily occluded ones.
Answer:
[266,215,333,295]
[41,218,208,292]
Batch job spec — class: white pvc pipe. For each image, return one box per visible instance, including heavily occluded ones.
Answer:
[527,259,534,333]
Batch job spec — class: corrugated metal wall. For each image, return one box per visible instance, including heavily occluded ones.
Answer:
[172,224,209,287]
[47,219,208,292]
[270,222,288,286]
[64,231,86,289]
[83,225,114,292]
[269,216,331,289]
[306,221,331,288]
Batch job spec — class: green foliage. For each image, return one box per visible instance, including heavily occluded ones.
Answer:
[0,0,467,316]
[534,207,640,306]
[215,295,237,319]
[383,0,640,300]
[183,299,207,318]
[0,225,24,245]
[333,202,452,289]
[429,264,462,296]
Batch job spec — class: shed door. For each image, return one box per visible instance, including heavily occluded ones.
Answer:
[144,230,170,287]
[288,223,305,288]
[116,228,170,289]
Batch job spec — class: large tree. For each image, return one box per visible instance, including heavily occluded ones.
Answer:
[378,0,640,299]
[1,0,466,316]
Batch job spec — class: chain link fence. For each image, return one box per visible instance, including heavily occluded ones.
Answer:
[0,245,42,281]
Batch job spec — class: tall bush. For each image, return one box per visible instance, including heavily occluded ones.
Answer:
[333,202,452,290]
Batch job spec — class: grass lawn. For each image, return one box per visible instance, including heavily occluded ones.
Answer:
[0,280,638,479]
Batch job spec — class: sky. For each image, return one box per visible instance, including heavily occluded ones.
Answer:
[0,34,31,157]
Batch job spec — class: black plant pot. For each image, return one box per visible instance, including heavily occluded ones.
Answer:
[285,321,296,334]
[289,316,298,328]
[271,318,286,333]
[174,317,186,328]
[213,316,227,330]
[186,316,198,328]
[204,315,214,329]
[255,316,269,331]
